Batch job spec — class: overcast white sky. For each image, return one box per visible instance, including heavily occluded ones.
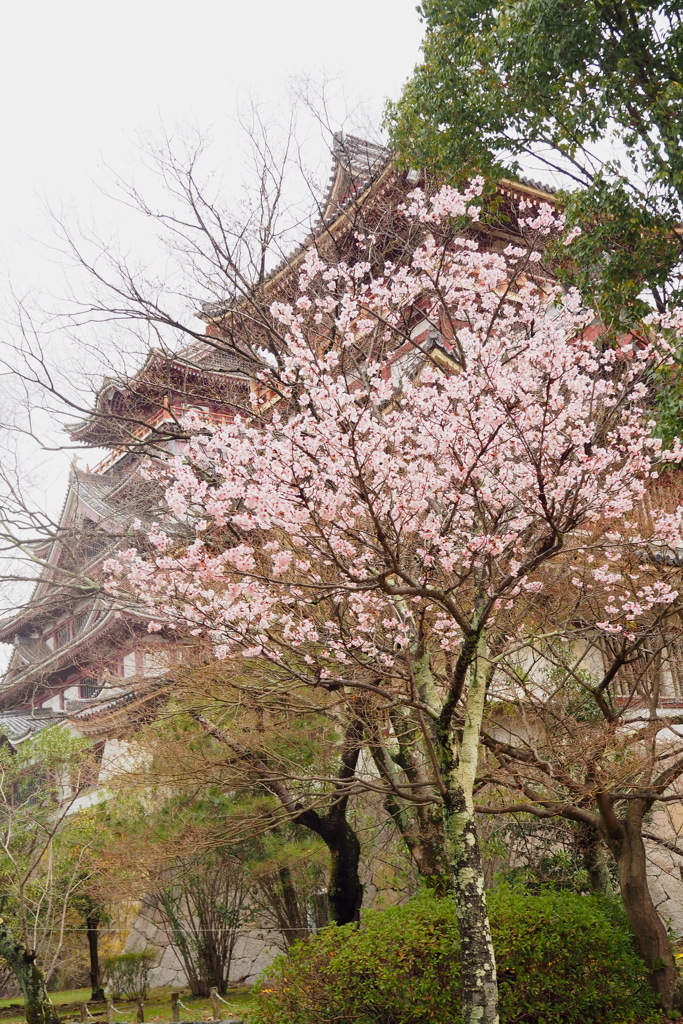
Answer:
[0,3,423,471]
[0,0,425,625]
[0,0,424,291]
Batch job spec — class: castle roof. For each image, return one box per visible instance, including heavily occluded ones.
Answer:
[0,708,65,746]
[0,461,157,645]
[68,135,558,448]
[0,135,558,715]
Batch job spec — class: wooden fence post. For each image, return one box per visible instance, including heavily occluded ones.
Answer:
[106,1001,114,1024]
[80,1005,88,1023]
[171,993,180,1023]
[136,1000,144,1023]
[210,987,220,1021]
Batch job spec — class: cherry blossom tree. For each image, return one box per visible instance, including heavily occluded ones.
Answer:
[106,185,683,1024]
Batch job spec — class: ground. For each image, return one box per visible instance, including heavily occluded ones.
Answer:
[0,988,254,1024]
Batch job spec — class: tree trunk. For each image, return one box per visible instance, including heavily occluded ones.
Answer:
[276,866,309,945]
[604,809,680,1014]
[325,819,363,926]
[439,632,499,1024]
[443,788,498,1024]
[86,916,105,1002]
[575,821,612,895]
[0,921,60,1024]
[370,746,450,894]
[295,717,365,928]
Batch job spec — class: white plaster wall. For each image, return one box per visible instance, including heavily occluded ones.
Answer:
[67,788,107,814]
[99,737,133,779]
[144,648,170,674]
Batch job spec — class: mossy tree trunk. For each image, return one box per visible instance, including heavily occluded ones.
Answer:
[598,796,681,1015]
[438,631,499,1024]
[443,792,498,1024]
[0,920,60,1024]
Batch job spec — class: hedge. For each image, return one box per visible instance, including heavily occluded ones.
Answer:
[252,887,662,1024]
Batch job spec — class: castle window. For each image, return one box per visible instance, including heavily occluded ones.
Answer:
[74,611,89,634]
[52,611,92,648]
[80,536,107,562]
[55,623,72,647]
[80,677,102,699]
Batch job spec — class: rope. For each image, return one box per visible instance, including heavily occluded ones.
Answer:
[213,993,244,1021]
[176,998,198,1014]
[110,1004,127,1015]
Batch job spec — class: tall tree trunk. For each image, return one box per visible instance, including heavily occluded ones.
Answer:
[599,797,680,1014]
[292,808,363,926]
[438,632,499,1024]
[575,821,612,895]
[0,921,60,1024]
[323,819,363,926]
[85,916,105,1002]
[443,787,498,1024]
[276,866,310,944]
[614,823,679,1012]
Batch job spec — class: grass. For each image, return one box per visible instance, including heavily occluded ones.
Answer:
[0,987,254,1024]
[0,987,673,1024]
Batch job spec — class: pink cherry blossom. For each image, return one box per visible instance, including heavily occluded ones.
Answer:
[105,182,683,683]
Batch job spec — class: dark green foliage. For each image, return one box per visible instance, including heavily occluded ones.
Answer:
[546,178,682,327]
[387,0,683,322]
[651,354,683,447]
[252,889,662,1024]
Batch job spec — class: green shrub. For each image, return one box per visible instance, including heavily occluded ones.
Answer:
[103,950,157,1001]
[253,888,662,1024]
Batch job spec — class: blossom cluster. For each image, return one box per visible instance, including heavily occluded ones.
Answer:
[105,183,683,681]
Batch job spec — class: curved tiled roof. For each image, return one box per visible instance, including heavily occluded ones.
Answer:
[0,710,63,745]
[0,606,157,704]
[197,133,394,325]
[69,135,558,430]
[197,136,557,327]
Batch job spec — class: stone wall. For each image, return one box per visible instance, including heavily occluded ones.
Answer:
[122,900,282,989]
